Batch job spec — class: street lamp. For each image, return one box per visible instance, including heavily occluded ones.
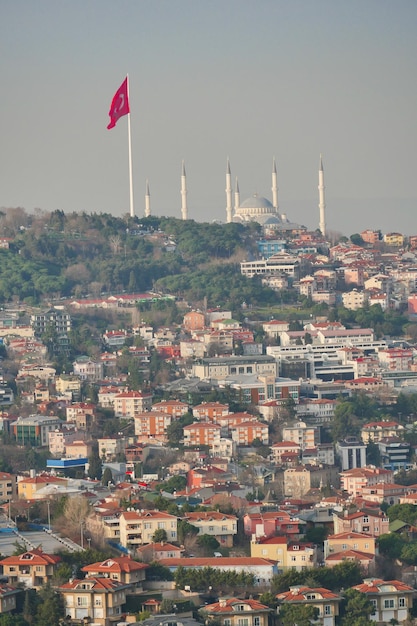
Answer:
[46,500,51,531]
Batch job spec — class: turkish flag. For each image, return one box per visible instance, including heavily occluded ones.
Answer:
[107,77,130,130]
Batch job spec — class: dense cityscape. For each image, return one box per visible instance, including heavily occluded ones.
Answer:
[0,202,415,625]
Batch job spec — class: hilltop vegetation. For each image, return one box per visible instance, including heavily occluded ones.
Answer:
[0,208,276,308]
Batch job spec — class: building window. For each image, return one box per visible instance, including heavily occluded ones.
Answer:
[324,605,331,615]
[399,598,406,608]
[384,599,395,609]
[77,597,88,607]
[254,618,260,626]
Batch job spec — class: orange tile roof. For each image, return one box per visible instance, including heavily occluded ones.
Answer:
[82,557,148,574]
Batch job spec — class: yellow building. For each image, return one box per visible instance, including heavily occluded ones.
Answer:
[251,536,317,571]
[17,475,67,500]
[384,232,404,247]
[59,577,130,625]
[324,531,376,559]
[55,374,81,398]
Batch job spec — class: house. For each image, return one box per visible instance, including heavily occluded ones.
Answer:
[181,511,237,547]
[0,549,60,589]
[251,536,317,571]
[340,467,394,498]
[282,422,318,450]
[324,549,376,573]
[0,584,20,614]
[276,586,342,626]
[81,556,148,589]
[73,356,103,381]
[66,402,97,430]
[119,510,178,548]
[243,510,302,540]
[59,577,130,626]
[136,542,183,563]
[360,420,405,443]
[333,510,389,537]
[202,597,271,626]
[17,475,67,500]
[0,472,16,501]
[352,578,415,624]
[324,531,376,558]
[270,441,301,464]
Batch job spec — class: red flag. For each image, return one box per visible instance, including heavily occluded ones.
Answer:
[107,77,130,130]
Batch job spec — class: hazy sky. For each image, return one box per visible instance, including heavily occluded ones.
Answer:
[1,0,417,235]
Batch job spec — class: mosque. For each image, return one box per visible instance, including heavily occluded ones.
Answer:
[144,156,327,236]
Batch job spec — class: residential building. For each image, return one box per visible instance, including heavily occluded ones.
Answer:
[151,400,189,417]
[183,310,205,331]
[203,597,271,626]
[0,472,16,500]
[193,402,230,421]
[333,510,389,537]
[119,510,178,548]
[49,424,83,457]
[114,391,153,418]
[282,422,318,450]
[97,436,129,462]
[283,467,311,498]
[262,320,290,339]
[276,586,342,626]
[55,374,81,399]
[81,556,148,589]
[17,475,67,500]
[65,440,92,459]
[342,290,366,310]
[0,584,20,614]
[244,511,302,540]
[230,420,269,446]
[378,437,410,471]
[324,531,376,558]
[73,356,103,381]
[59,577,130,626]
[384,232,404,246]
[360,421,405,443]
[352,578,415,624]
[340,467,394,498]
[136,542,183,563]
[270,441,301,464]
[251,536,317,571]
[183,422,221,447]
[0,549,60,589]
[181,511,237,547]
[66,402,97,430]
[31,308,71,336]
[134,411,172,440]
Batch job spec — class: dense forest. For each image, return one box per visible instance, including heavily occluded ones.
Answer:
[0,208,277,309]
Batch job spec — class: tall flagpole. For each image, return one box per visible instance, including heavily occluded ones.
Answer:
[127,75,135,218]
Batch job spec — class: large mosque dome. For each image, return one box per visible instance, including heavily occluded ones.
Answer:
[233,193,280,225]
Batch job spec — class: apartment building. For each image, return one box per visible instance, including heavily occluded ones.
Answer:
[114,391,153,418]
[119,510,177,548]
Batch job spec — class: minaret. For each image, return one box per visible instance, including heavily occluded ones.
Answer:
[226,158,233,223]
[181,160,188,220]
[318,154,326,236]
[144,179,151,217]
[272,157,279,212]
[234,176,240,215]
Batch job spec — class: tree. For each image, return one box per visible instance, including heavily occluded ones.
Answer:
[339,588,375,626]
[152,528,168,543]
[278,603,318,626]
[101,467,113,486]
[88,444,102,480]
[177,519,199,545]
[196,534,220,555]
[34,583,65,626]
